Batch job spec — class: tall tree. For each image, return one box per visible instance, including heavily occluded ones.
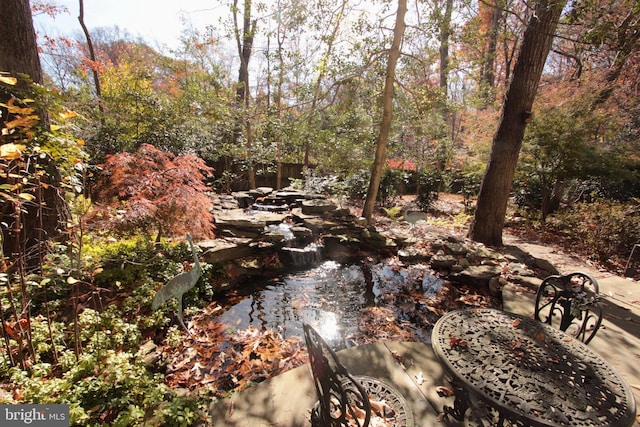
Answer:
[0,0,43,87]
[362,0,407,223]
[437,0,454,94]
[233,0,257,189]
[78,0,104,114]
[478,0,503,106]
[0,0,44,128]
[468,0,568,246]
[303,0,349,168]
[0,0,70,269]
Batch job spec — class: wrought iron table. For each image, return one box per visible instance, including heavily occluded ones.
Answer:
[432,308,637,426]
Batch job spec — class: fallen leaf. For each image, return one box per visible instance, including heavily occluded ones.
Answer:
[436,386,455,397]
[449,336,467,348]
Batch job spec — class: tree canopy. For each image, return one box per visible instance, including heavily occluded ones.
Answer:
[9,0,640,239]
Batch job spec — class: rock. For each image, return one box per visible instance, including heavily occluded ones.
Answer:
[528,256,560,276]
[489,276,503,295]
[431,252,458,270]
[290,226,313,241]
[361,228,396,250]
[509,274,542,292]
[333,208,351,217]
[507,262,534,276]
[324,235,359,262]
[214,195,240,210]
[398,247,432,263]
[301,199,337,214]
[252,187,274,196]
[458,258,470,269]
[216,209,288,233]
[232,191,254,209]
[200,239,254,263]
[138,340,161,366]
[451,265,503,288]
[444,242,468,256]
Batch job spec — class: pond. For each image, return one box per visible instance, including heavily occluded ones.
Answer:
[216,258,443,347]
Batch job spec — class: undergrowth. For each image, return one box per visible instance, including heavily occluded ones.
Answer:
[0,236,213,426]
[510,199,640,274]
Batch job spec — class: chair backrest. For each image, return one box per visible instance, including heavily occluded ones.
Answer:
[303,323,371,427]
[534,272,603,344]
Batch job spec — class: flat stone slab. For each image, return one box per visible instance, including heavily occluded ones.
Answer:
[208,341,451,426]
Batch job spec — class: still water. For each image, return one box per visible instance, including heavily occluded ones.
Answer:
[217,261,372,344]
[216,259,443,346]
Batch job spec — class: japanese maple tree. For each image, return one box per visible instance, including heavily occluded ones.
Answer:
[93,144,215,240]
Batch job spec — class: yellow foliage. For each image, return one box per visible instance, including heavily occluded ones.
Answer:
[0,143,25,160]
[0,75,17,85]
[59,109,77,120]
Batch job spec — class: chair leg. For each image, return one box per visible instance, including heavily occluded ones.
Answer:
[439,380,470,422]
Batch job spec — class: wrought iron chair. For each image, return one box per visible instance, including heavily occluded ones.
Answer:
[534,272,603,344]
[302,323,414,427]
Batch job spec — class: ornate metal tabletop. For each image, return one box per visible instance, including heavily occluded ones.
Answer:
[432,308,637,426]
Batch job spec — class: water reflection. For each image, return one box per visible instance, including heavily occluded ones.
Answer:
[217,261,373,345]
[216,260,443,346]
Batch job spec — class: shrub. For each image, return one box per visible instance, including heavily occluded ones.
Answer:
[552,199,640,267]
[378,167,407,207]
[414,168,442,211]
[91,144,216,241]
[343,170,370,201]
[513,174,544,214]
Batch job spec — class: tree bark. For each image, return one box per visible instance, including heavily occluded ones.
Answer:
[362,0,407,222]
[0,0,43,87]
[478,0,502,106]
[0,1,70,269]
[233,0,257,189]
[0,0,44,128]
[438,0,453,94]
[78,0,104,114]
[468,0,567,246]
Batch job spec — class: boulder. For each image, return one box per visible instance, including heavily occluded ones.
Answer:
[301,199,337,214]
[398,248,432,263]
[200,239,254,264]
[450,264,503,288]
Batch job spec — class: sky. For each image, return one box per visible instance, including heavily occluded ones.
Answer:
[34,0,229,51]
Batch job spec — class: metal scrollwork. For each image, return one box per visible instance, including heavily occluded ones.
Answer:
[432,309,636,427]
[304,323,414,427]
[534,272,603,344]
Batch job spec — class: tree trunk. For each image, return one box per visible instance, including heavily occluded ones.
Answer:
[233,0,257,189]
[478,0,502,106]
[438,0,453,94]
[78,0,104,114]
[1,0,70,270]
[303,0,348,168]
[0,0,44,128]
[468,0,567,246]
[0,0,43,88]
[362,0,407,223]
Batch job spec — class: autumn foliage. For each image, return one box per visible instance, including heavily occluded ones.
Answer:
[92,144,215,240]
